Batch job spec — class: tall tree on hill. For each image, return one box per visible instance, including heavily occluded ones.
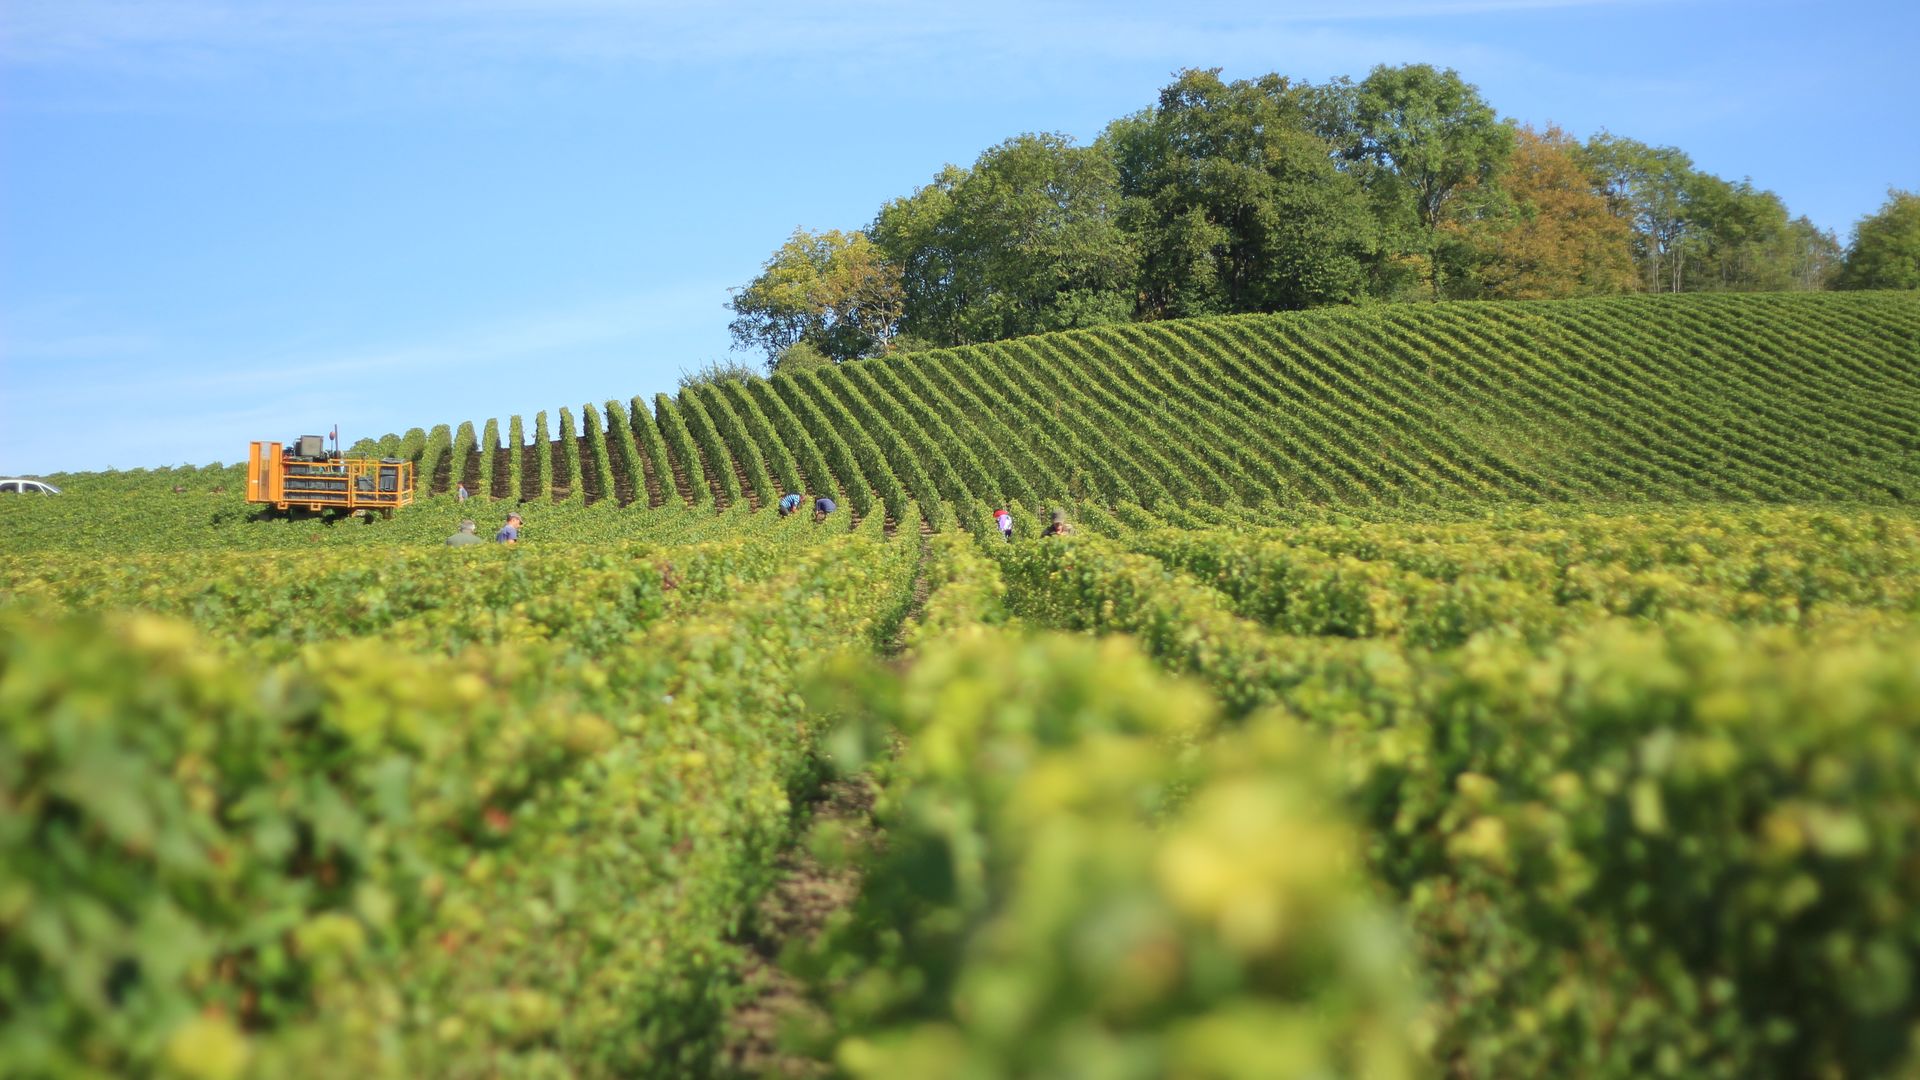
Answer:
[1582,133,1698,292]
[726,228,905,368]
[870,165,963,349]
[873,133,1138,346]
[1103,68,1374,317]
[1583,132,1840,294]
[1327,64,1515,297]
[1784,217,1845,291]
[1837,189,1920,290]
[1452,124,1635,299]
[1683,174,1839,291]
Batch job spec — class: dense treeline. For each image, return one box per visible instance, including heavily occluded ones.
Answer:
[730,65,1913,370]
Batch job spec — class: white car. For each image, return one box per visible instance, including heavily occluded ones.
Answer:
[0,478,61,495]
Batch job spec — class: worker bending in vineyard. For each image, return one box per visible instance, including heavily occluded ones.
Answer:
[994,507,1013,541]
[1044,509,1074,537]
[446,519,483,546]
[812,496,836,523]
[495,512,522,544]
[778,492,803,516]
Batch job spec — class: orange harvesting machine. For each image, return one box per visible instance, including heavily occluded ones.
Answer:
[246,433,414,515]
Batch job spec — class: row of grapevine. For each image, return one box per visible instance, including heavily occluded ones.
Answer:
[801,628,1420,1078]
[475,418,497,499]
[417,423,451,494]
[580,401,616,503]
[450,420,478,496]
[554,406,584,502]
[602,398,648,507]
[629,394,680,506]
[505,415,526,502]
[530,410,554,504]
[677,390,746,508]
[654,393,713,509]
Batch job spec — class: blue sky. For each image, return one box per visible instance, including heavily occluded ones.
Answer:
[3,0,1914,474]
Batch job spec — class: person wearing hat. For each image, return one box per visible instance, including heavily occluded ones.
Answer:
[994,507,1013,541]
[495,512,523,544]
[446,519,483,546]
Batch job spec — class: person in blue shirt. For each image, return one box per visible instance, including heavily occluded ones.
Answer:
[778,492,803,516]
[812,496,836,523]
[495,512,522,544]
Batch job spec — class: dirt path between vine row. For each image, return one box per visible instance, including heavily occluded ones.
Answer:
[882,536,934,659]
[718,777,876,1078]
[721,537,930,1075]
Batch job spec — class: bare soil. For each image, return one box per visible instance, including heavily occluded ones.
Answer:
[719,778,877,1078]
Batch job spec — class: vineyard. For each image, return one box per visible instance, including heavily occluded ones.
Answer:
[3,290,1920,1078]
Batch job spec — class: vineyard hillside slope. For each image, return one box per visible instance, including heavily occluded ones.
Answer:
[403,291,1920,522]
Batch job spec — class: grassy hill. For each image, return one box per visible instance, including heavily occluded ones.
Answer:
[411,290,1919,521]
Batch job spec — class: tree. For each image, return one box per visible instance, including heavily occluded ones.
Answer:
[1455,125,1634,299]
[1339,64,1515,296]
[1582,132,1840,294]
[726,229,905,367]
[1837,189,1920,290]
[1784,217,1844,291]
[1581,133,1700,292]
[869,166,964,346]
[677,358,763,391]
[1104,68,1374,318]
[772,341,832,376]
[1681,174,1830,292]
[874,134,1137,346]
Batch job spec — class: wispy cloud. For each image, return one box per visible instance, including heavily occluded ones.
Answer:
[0,330,157,360]
[0,0,1660,70]
[0,281,731,472]
[12,282,724,407]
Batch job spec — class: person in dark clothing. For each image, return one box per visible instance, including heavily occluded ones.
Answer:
[495,512,522,544]
[446,519,483,546]
[1043,509,1074,537]
[779,492,803,516]
[813,496,836,523]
